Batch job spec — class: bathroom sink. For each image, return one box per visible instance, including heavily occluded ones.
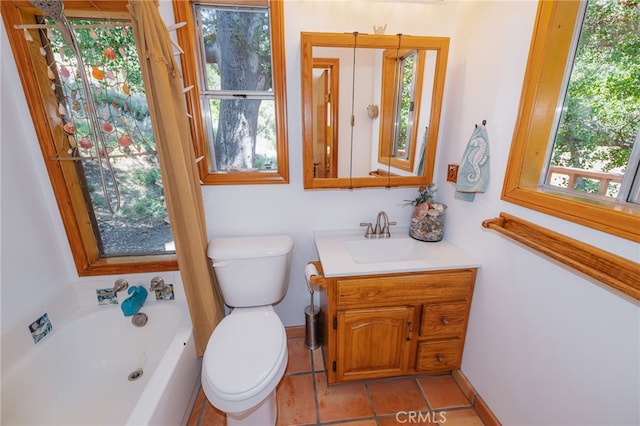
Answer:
[344,238,426,263]
[314,228,479,277]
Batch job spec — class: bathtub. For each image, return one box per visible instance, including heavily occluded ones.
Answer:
[1,302,201,426]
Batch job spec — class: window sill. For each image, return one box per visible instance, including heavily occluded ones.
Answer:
[79,255,178,277]
[482,212,640,301]
[502,186,640,242]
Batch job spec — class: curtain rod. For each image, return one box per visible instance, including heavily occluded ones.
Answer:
[14,22,129,30]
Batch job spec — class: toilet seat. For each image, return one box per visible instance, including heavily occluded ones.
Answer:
[202,306,287,413]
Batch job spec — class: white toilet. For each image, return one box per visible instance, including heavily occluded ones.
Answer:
[202,235,294,426]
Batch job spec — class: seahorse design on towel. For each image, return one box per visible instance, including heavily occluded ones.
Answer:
[464,137,488,182]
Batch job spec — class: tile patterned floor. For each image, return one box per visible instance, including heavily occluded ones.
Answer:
[188,329,498,426]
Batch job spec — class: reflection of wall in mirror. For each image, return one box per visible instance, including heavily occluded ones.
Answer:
[351,48,380,177]
[312,69,327,177]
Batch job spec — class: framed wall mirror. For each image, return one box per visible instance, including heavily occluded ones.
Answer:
[301,32,449,189]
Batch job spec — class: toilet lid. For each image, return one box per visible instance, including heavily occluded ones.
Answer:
[203,308,286,399]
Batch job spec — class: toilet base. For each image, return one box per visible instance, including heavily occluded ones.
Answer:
[227,389,277,426]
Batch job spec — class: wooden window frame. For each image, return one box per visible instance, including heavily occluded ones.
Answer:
[1,0,178,276]
[172,0,289,186]
[502,0,640,242]
[377,49,426,173]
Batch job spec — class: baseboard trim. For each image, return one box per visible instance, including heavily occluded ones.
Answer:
[452,370,501,426]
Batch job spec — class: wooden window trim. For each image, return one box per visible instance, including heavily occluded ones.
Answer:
[377,49,426,173]
[502,0,640,243]
[172,0,289,186]
[1,0,178,276]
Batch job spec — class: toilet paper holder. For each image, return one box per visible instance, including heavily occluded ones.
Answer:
[304,262,324,350]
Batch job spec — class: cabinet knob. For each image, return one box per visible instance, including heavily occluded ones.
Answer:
[407,320,413,333]
[441,318,449,325]
[436,355,444,363]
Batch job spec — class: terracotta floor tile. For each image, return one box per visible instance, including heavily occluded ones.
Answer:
[329,420,378,426]
[286,337,312,374]
[312,346,325,371]
[276,374,317,425]
[379,412,444,425]
[437,408,485,426]
[417,375,471,410]
[199,400,226,426]
[367,378,429,416]
[315,372,374,422]
[187,388,206,426]
[189,332,498,426]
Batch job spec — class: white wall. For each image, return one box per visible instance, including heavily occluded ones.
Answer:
[205,0,459,327]
[1,1,639,425]
[1,21,74,333]
[438,2,640,425]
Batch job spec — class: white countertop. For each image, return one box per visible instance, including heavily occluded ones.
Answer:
[314,228,480,278]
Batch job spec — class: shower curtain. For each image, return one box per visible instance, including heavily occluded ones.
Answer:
[128,0,224,356]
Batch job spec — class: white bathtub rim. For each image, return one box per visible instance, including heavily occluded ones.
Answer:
[125,327,200,426]
[2,301,189,376]
[1,301,196,426]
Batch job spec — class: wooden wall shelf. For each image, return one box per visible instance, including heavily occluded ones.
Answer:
[482,212,640,301]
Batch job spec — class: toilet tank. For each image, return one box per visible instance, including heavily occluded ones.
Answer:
[207,235,294,308]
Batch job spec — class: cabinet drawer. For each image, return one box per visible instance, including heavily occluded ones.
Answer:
[420,302,468,339]
[416,341,462,372]
[336,270,474,307]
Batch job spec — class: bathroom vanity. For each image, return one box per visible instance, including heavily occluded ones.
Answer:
[312,229,479,384]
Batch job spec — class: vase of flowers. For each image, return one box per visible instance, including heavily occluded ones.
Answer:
[405,185,446,242]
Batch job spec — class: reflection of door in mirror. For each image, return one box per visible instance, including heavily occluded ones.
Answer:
[312,58,339,178]
[378,49,426,173]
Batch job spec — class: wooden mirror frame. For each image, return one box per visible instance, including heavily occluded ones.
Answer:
[301,32,449,189]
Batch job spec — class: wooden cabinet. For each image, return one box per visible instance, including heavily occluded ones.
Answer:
[336,306,414,381]
[315,265,476,384]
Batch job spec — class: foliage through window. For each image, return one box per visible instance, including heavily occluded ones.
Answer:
[378,48,425,173]
[544,0,640,203]
[173,0,289,185]
[393,51,419,159]
[502,0,640,242]
[41,18,174,257]
[1,0,178,275]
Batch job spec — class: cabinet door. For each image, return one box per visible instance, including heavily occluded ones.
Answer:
[336,306,414,382]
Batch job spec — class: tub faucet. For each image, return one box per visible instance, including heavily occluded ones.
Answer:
[112,279,129,295]
[149,276,165,292]
[374,211,396,238]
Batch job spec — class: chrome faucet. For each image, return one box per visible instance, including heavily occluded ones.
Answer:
[112,278,129,295]
[149,276,165,292]
[360,211,397,238]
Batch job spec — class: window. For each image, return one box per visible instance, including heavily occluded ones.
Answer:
[503,0,640,242]
[2,1,178,275]
[378,49,426,173]
[173,0,289,185]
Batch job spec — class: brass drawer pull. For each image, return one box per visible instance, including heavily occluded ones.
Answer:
[441,318,449,325]
[436,355,445,362]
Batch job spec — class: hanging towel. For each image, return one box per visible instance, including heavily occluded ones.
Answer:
[415,126,428,176]
[455,124,490,201]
